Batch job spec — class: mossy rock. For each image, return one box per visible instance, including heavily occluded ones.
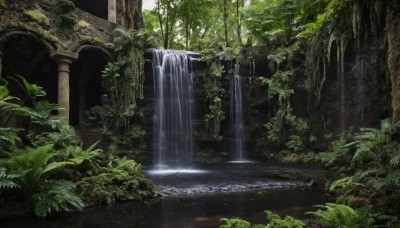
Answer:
[56,14,76,29]
[24,9,50,26]
[56,0,75,14]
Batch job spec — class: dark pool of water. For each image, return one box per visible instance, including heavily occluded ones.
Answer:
[2,163,328,228]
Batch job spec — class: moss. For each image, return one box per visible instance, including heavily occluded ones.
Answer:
[56,15,76,29]
[79,35,114,49]
[8,22,66,49]
[24,10,50,26]
[38,0,53,10]
[0,0,5,7]
[56,0,75,14]
[77,20,91,28]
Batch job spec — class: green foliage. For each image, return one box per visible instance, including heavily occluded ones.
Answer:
[285,135,303,153]
[220,210,303,228]
[31,180,83,218]
[264,210,303,228]
[242,0,329,45]
[200,60,226,141]
[350,119,400,167]
[28,124,81,149]
[329,177,354,194]
[56,0,75,14]
[0,168,20,190]
[76,157,155,205]
[55,0,76,29]
[79,35,113,49]
[220,218,251,228]
[0,145,83,217]
[0,128,21,155]
[307,203,375,228]
[56,15,77,29]
[259,46,308,150]
[88,30,145,147]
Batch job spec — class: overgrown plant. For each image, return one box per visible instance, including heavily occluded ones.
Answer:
[220,210,303,228]
[202,62,225,140]
[307,203,375,228]
[0,145,83,218]
[88,29,145,147]
[260,45,308,151]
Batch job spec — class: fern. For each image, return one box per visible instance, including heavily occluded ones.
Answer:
[264,210,303,228]
[220,218,251,228]
[307,203,375,228]
[329,177,354,193]
[0,168,20,190]
[32,180,83,218]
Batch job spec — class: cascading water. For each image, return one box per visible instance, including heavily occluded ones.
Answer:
[337,39,346,130]
[230,64,247,162]
[152,50,196,172]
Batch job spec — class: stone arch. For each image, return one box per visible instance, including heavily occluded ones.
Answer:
[0,29,57,53]
[0,30,58,106]
[69,46,111,125]
[74,44,113,61]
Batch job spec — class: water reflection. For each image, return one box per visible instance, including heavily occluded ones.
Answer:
[2,188,326,228]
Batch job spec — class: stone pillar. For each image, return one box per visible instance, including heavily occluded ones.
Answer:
[51,50,78,124]
[108,0,117,23]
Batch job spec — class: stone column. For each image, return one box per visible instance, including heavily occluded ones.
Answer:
[51,50,78,124]
[108,0,117,23]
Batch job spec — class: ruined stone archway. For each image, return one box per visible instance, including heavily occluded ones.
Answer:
[69,47,112,126]
[0,31,58,106]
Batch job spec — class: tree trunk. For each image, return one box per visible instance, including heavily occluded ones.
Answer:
[223,0,229,47]
[156,0,165,48]
[387,0,400,122]
[236,0,242,46]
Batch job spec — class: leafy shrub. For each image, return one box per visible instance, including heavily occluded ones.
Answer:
[76,156,155,205]
[0,145,83,217]
[220,218,251,228]
[307,203,375,228]
[220,210,303,228]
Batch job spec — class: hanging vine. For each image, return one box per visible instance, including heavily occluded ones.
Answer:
[88,29,145,145]
[200,60,225,141]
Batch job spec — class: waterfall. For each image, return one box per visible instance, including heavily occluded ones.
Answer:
[337,39,346,130]
[230,65,246,161]
[152,49,196,170]
[355,34,367,127]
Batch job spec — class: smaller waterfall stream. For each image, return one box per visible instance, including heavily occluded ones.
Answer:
[230,65,247,162]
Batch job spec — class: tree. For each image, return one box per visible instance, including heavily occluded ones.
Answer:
[155,0,178,49]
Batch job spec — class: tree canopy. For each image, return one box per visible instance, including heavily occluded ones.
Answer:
[143,0,340,51]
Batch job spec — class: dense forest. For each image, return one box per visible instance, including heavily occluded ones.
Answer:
[1,0,400,227]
